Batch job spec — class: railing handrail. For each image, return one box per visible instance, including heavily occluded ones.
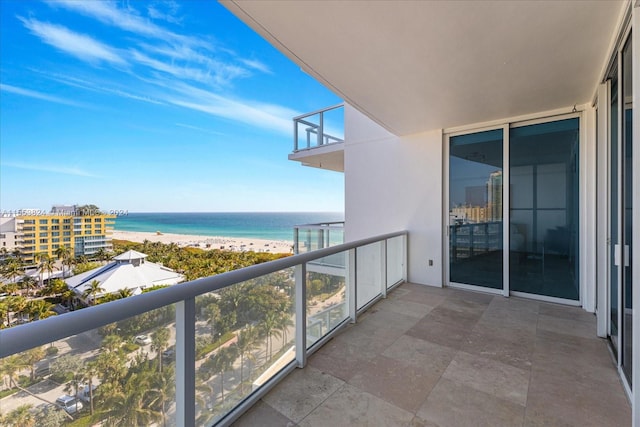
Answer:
[0,230,406,358]
[292,103,344,121]
[294,221,345,229]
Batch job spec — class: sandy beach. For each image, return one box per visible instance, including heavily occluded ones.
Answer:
[112,230,293,254]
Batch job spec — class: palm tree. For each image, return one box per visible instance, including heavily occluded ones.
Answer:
[260,311,282,362]
[0,258,24,285]
[232,325,259,393]
[276,312,295,351]
[8,296,28,324]
[23,347,45,381]
[27,300,56,321]
[4,404,35,427]
[19,276,37,297]
[0,355,26,388]
[116,288,133,299]
[94,248,110,262]
[42,278,67,298]
[146,366,175,427]
[62,254,75,279]
[204,346,237,405]
[83,279,105,305]
[151,327,170,373]
[104,374,162,426]
[34,253,50,288]
[82,361,98,416]
[101,334,123,352]
[54,245,72,278]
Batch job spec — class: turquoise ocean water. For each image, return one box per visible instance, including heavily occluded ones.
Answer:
[114,212,343,242]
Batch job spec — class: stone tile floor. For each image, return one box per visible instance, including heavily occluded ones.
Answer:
[234,283,631,427]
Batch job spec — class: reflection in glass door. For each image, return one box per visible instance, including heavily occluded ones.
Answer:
[509,119,580,300]
[449,129,503,289]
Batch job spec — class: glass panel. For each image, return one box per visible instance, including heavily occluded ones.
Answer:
[195,269,295,425]
[386,236,404,288]
[306,252,348,349]
[322,106,345,144]
[356,242,383,309]
[509,118,580,299]
[0,307,177,426]
[621,35,633,385]
[295,113,320,150]
[610,68,619,345]
[449,129,504,289]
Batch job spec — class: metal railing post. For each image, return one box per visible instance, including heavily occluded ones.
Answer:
[318,111,324,146]
[294,120,299,151]
[347,248,357,323]
[176,298,195,427]
[402,234,408,282]
[381,239,388,298]
[295,263,307,367]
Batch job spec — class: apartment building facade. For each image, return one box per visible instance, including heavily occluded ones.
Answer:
[223,0,640,423]
[1,208,115,263]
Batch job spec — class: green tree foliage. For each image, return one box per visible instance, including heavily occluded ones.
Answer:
[82,280,105,306]
[32,404,68,427]
[3,404,35,427]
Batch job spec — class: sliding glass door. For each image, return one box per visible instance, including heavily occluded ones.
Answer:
[449,129,503,290]
[509,119,580,300]
[447,117,580,302]
[620,35,633,386]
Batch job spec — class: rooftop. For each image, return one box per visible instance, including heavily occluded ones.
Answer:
[66,250,184,298]
[234,283,630,426]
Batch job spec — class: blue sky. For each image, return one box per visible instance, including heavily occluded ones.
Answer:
[0,1,344,213]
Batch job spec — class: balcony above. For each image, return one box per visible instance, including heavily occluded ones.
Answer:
[289,104,344,172]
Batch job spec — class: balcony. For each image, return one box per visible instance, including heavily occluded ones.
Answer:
[293,221,344,254]
[0,231,406,426]
[235,284,630,426]
[289,104,344,172]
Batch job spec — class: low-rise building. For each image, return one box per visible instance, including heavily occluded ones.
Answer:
[65,250,184,303]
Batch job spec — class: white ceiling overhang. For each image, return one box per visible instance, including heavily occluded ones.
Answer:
[222,0,626,135]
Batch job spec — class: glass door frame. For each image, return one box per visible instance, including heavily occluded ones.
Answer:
[443,123,509,297]
[444,113,582,306]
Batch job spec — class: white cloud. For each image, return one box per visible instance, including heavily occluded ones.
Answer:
[48,0,205,48]
[29,70,165,106]
[147,2,183,25]
[19,17,126,66]
[175,123,224,136]
[240,58,272,74]
[0,83,86,107]
[1,161,98,177]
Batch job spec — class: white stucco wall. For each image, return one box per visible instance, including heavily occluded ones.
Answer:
[344,104,443,286]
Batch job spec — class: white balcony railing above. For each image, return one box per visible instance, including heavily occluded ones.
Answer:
[293,221,344,254]
[293,104,344,152]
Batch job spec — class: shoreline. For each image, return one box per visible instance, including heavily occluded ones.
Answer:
[112,230,293,254]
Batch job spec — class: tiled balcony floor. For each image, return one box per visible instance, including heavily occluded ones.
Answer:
[234,283,631,427]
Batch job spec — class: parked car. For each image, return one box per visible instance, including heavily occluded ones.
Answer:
[56,394,83,414]
[134,334,152,345]
[162,347,175,360]
[35,363,50,378]
[76,383,97,403]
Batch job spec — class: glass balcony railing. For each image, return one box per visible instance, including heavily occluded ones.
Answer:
[0,230,406,426]
[293,104,344,152]
[293,221,344,255]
